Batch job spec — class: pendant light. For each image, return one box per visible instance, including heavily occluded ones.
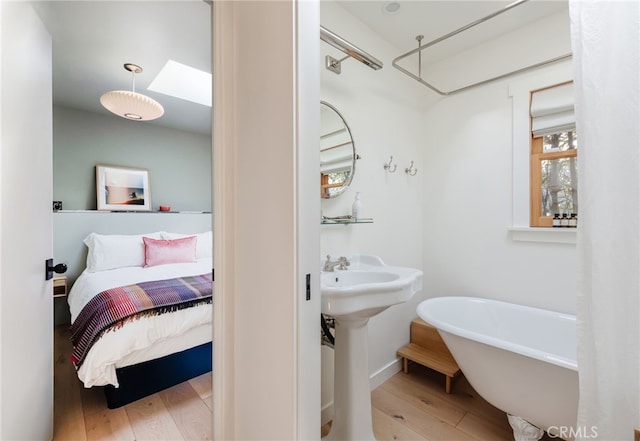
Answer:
[100,63,164,121]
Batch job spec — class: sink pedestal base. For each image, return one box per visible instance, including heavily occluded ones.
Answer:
[324,317,376,441]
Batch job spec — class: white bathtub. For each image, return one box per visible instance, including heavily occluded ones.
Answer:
[417,296,578,440]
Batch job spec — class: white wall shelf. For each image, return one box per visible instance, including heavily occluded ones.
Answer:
[509,226,576,244]
[321,219,373,225]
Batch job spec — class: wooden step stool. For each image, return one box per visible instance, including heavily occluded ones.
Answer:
[396,318,461,394]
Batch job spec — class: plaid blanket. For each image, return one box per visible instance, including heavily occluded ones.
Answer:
[70,273,212,368]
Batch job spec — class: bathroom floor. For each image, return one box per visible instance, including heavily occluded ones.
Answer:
[322,363,555,441]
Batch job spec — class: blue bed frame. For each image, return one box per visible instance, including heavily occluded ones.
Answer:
[103,341,212,409]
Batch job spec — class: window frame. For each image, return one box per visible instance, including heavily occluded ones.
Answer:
[508,64,575,243]
[529,81,577,228]
[530,133,578,227]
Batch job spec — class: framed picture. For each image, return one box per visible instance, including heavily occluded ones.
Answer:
[96,164,151,211]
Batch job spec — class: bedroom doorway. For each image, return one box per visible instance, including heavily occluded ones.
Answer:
[37,0,214,438]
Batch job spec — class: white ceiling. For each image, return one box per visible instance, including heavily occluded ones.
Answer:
[338,0,568,58]
[30,0,567,136]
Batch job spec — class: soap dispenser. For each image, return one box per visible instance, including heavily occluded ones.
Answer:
[352,192,362,221]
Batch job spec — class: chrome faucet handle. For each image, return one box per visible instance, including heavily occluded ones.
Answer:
[323,255,335,272]
[323,255,350,271]
[337,256,350,270]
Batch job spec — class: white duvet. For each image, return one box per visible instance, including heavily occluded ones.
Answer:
[68,258,213,388]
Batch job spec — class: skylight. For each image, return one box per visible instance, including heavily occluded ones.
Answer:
[148,60,211,107]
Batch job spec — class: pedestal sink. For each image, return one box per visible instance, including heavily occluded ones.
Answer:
[321,255,423,441]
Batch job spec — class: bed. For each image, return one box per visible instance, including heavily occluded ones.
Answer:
[67,230,213,408]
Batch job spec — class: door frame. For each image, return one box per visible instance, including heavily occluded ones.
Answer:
[212,1,321,438]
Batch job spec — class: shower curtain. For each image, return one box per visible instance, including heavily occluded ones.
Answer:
[570,1,640,440]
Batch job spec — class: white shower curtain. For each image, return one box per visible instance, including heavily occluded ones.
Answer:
[570,1,640,440]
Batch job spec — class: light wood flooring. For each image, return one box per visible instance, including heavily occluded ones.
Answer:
[54,326,212,441]
[322,363,554,441]
[55,326,553,440]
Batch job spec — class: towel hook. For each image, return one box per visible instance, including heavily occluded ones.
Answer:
[383,155,397,173]
[405,160,418,176]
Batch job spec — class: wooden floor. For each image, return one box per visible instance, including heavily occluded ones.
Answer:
[322,362,554,441]
[54,326,213,441]
[55,327,553,440]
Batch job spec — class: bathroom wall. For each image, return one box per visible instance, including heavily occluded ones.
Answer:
[53,105,212,212]
[320,1,431,422]
[420,9,577,315]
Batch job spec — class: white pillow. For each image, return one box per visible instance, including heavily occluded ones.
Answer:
[161,231,212,259]
[84,232,163,272]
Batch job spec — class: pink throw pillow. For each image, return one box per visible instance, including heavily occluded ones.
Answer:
[143,236,197,267]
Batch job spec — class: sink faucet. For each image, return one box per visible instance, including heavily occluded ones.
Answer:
[323,255,350,272]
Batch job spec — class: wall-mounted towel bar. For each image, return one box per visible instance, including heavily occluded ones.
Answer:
[392,0,572,96]
[321,26,383,74]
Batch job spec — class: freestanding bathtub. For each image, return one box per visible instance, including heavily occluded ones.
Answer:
[417,296,578,441]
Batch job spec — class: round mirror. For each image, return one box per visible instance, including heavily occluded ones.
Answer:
[320,101,356,199]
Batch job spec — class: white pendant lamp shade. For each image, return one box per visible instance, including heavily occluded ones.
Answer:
[100,63,164,121]
[100,90,164,121]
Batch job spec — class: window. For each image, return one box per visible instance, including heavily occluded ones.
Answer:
[529,82,577,227]
[321,169,350,199]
